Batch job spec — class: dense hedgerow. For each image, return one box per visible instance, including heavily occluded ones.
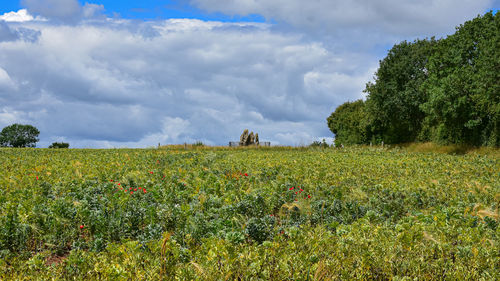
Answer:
[0,147,498,280]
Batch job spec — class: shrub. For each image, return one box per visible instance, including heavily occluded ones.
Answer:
[49,142,70,148]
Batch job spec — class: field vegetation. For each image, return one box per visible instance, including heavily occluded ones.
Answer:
[0,146,498,280]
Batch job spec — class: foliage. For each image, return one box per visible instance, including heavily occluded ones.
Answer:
[364,38,438,143]
[421,11,500,146]
[328,12,499,147]
[0,124,40,148]
[327,100,368,146]
[49,142,70,148]
[0,147,498,279]
[309,139,330,148]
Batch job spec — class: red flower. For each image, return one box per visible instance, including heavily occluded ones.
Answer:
[294,199,298,201]
[130,191,133,195]
[289,187,294,190]
[299,188,303,193]
[149,171,153,174]
[138,187,142,190]
[270,214,274,217]
[110,179,114,182]
[244,173,248,176]
[295,191,298,194]
[36,176,39,180]
[143,189,147,193]
[79,225,84,229]
[307,195,311,199]
[117,183,121,186]
[134,188,137,191]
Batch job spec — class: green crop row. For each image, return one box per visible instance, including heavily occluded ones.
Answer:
[0,147,498,280]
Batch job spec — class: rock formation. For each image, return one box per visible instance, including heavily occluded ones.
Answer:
[239,129,259,146]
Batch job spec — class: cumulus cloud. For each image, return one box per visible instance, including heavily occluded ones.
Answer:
[0,9,37,22]
[190,0,493,37]
[0,1,495,147]
[0,17,373,147]
[21,0,105,23]
[0,21,19,42]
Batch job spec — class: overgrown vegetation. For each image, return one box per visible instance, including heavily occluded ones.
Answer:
[328,11,499,147]
[0,147,498,279]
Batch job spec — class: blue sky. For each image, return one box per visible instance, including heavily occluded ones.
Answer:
[1,0,496,21]
[0,0,498,147]
[0,0,266,21]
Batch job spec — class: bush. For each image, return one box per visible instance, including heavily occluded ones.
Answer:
[309,139,330,148]
[49,142,69,148]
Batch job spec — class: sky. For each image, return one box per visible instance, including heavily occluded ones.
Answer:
[0,1,498,148]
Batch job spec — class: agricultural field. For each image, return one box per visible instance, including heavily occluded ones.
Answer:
[0,146,498,280]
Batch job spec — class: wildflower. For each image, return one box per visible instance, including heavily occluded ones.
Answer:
[307,195,311,199]
[270,214,274,217]
[134,188,137,191]
[244,173,248,176]
[117,183,121,186]
[289,187,294,191]
[299,188,303,193]
[294,199,298,201]
[295,191,298,195]
[143,189,147,193]
[130,191,134,195]
[110,179,114,182]
[36,176,38,180]
[149,171,153,174]
[79,225,84,229]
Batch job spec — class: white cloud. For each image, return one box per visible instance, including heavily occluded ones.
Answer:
[190,0,493,37]
[21,0,105,23]
[0,18,367,147]
[0,1,495,147]
[0,9,36,22]
[0,67,16,90]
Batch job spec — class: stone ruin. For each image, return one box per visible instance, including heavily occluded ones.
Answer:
[239,129,260,146]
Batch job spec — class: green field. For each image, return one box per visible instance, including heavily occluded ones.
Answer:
[0,147,498,280]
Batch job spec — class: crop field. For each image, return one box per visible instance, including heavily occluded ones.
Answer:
[0,147,498,280]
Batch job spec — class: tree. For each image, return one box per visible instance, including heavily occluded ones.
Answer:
[0,124,40,148]
[364,38,438,144]
[421,11,499,146]
[327,100,368,146]
[48,142,69,148]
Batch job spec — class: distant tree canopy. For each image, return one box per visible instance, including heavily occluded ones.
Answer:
[49,142,69,148]
[0,124,40,148]
[328,11,499,146]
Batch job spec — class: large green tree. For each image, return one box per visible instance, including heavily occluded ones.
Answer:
[364,38,438,144]
[421,11,499,146]
[0,124,40,148]
[327,100,367,146]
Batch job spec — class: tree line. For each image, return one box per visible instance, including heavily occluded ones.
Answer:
[328,11,499,147]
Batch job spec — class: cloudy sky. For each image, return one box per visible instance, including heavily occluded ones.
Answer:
[0,1,498,148]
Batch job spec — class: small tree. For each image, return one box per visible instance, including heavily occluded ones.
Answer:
[0,124,40,147]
